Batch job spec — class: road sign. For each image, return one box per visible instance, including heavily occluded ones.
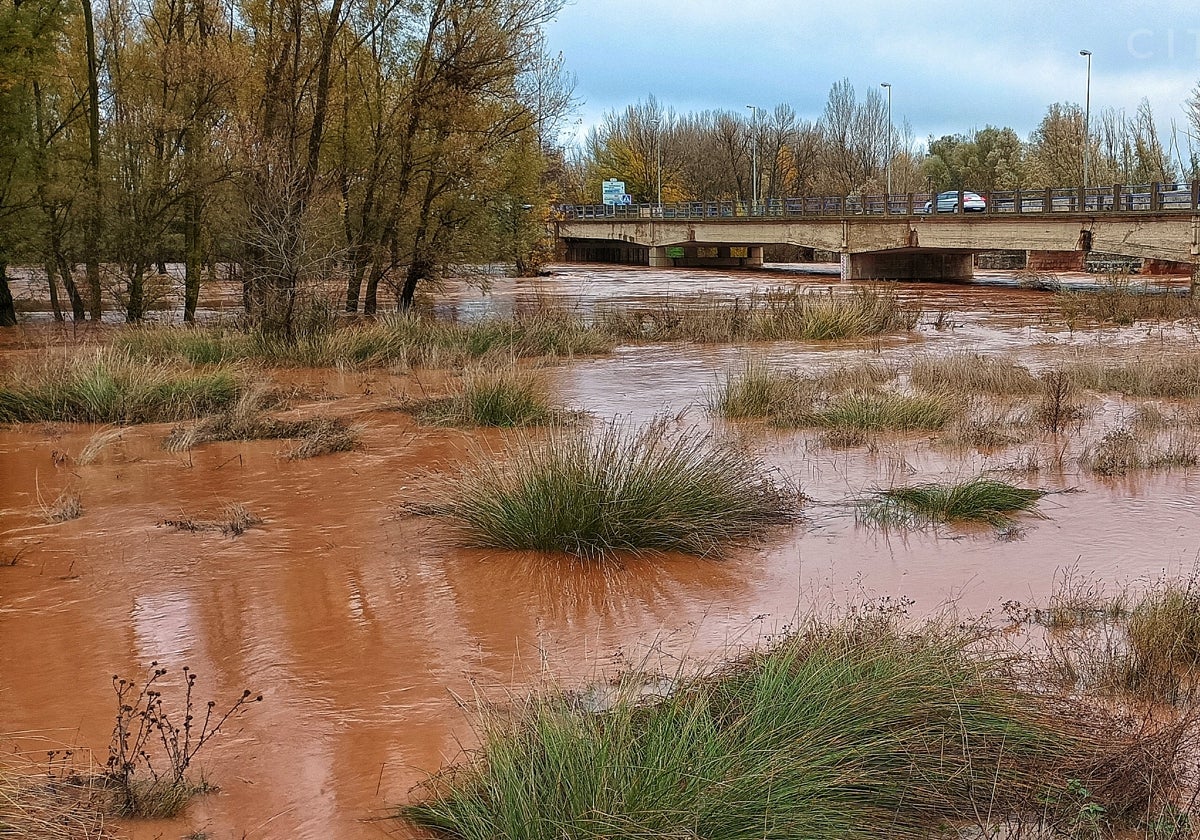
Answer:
[602,179,626,205]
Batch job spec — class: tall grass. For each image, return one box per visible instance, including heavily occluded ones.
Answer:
[1064,354,1200,398]
[777,390,958,431]
[0,349,242,424]
[599,286,920,343]
[710,359,897,421]
[116,311,616,370]
[910,352,1039,394]
[441,421,798,558]
[1055,273,1200,326]
[403,619,1183,840]
[412,366,569,427]
[860,477,1045,528]
[1082,427,1200,476]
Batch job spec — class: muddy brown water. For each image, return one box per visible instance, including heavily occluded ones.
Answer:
[3,263,1200,838]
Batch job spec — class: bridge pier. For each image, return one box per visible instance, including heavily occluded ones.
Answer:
[842,250,974,281]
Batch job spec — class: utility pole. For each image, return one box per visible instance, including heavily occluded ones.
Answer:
[650,116,662,210]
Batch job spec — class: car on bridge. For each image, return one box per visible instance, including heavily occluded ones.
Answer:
[923,190,987,213]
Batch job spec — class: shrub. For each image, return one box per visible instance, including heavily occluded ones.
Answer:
[440,421,799,558]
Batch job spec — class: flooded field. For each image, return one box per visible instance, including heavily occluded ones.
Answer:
[3,263,1200,838]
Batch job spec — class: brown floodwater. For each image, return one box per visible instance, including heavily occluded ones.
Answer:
[3,263,1200,838]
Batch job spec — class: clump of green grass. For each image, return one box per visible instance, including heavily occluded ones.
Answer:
[411,366,570,427]
[163,390,360,457]
[777,390,958,431]
[0,350,243,424]
[402,618,1184,840]
[910,352,1039,394]
[439,421,799,558]
[115,327,252,365]
[860,477,1046,528]
[708,359,813,419]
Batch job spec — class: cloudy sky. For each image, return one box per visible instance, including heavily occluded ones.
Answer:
[545,0,1200,151]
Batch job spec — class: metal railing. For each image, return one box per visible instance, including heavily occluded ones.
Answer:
[557,181,1200,221]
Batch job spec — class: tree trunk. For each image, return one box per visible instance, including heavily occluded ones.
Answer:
[0,262,17,327]
[184,193,201,322]
[82,0,103,320]
[45,261,64,321]
[126,265,145,322]
[58,257,86,320]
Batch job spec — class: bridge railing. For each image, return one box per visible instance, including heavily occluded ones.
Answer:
[556,181,1200,221]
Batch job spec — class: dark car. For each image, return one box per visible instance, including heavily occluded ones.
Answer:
[923,190,987,213]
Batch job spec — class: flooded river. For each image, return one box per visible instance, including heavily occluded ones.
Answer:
[2,263,1200,838]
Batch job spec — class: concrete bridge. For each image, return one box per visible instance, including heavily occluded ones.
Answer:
[555,184,1200,282]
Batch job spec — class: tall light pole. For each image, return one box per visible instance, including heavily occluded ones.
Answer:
[650,116,662,210]
[880,82,892,195]
[745,104,759,212]
[1080,49,1092,189]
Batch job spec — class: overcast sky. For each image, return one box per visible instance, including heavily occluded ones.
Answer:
[545,0,1200,152]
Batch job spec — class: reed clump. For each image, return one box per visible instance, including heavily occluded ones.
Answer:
[402,618,1188,840]
[411,366,570,427]
[910,352,1040,394]
[860,477,1045,528]
[440,421,799,558]
[0,349,242,424]
[1055,274,1200,325]
[777,390,958,432]
[1082,428,1200,476]
[1063,354,1200,398]
[599,286,919,343]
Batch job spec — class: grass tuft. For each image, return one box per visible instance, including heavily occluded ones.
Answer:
[159,502,263,536]
[0,350,243,424]
[860,477,1045,528]
[163,390,360,457]
[402,617,1188,840]
[440,421,799,558]
[910,352,1039,394]
[411,366,570,427]
[777,390,958,432]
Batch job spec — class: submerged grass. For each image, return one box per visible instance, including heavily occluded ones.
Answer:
[778,390,958,432]
[0,349,242,424]
[402,618,1186,840]
[163,390,360,458]
[600,286,919,343]
[910,352,1040,394]
[1054,273,1200,326]
[860,477,1046,528]
[440,421,799,558]
[411,366,570,428]
[1082,427,1200,476]
[1063,354,1200,399]
[709,359,897,421]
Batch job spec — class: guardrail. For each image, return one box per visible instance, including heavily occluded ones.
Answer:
[557,182,1200,221]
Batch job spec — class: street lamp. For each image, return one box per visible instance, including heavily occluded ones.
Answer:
[650,116,662,211]
[880,82,892,195]
[745,104,759,212]
[1080,49,1092,189]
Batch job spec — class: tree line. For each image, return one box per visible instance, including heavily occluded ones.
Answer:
[564,81,1200,208]
[0,0,573,329]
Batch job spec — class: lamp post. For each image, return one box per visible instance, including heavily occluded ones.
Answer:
[650,117,662,211]
[745,104,759,212]
[1080,49,1092,189]
[880,82,892,195]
